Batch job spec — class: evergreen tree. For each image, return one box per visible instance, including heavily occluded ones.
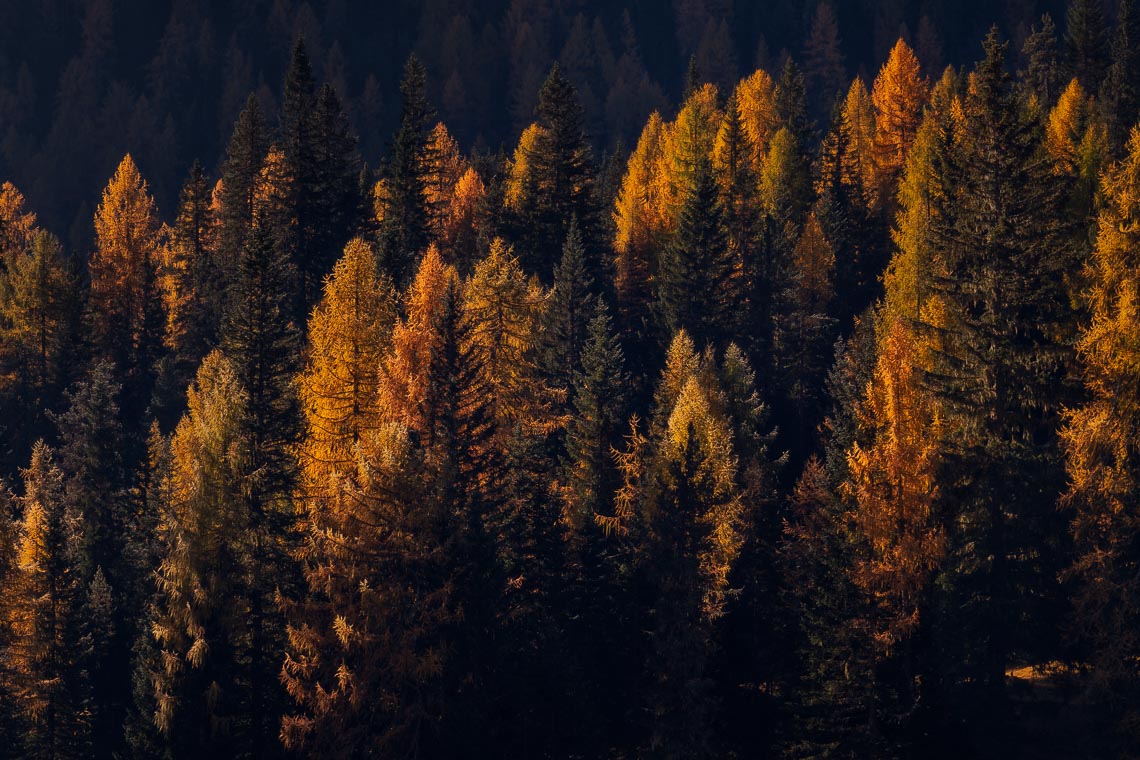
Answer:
[1066,0,1109,90]
[542,218,597,396]
[1100,0,1140,152]
[0,230,80,473]
[1020,14,1062,107]
[218,208,303,754]
[156,160,218,425]
[53,362,137,753]
[518,64,601,283]
[921,29,1077,719]
[656,156,735,349]
[380,55,434,287]
[772,211,837,461]
[217,95,268,285]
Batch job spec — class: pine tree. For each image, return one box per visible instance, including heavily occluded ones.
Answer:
[712,92,760,342]
[303,83,362,314]
[10,442,93,759]
[656,155,735,349]
[802,2,847,121]
[562,299,629,542]
[156,161,218,424]
[218,206,303,754]
[772,211,837,461]
[278,38,321,313]
[53,361,136,750]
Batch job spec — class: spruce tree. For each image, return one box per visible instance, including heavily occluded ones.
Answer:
[922,29,1077,717]
[542,218,597,396]
[217,94,267,285]
[380,54,434,287]
[1066,0,1109,90]
[519,64,601,283]
[1020,14,1062,107]
[656,156,735,350]
[219,210,303,754]
[1100,0,1140,152]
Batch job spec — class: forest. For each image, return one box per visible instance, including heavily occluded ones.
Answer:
[0,0,1139,757]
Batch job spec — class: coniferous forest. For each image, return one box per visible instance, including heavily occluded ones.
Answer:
[5,0,1140,757]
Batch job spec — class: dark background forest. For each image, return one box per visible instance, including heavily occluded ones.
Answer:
[0,0,1070,249]
[2,0,1140,759]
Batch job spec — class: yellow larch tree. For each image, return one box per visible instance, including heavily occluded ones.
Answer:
[298,237,397,506]
[1063,126,1140,695]
[462,237,554,435]
[734,69,781,171]
[90,154,164,376]
[376,243,460,433]
[843,316,944,653]
[613,111,668,329]
[0,182,38,264]
[871,39,929,210]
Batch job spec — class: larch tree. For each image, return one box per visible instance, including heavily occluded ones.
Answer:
[0,230,79,468]
[1064,125,1140,724]
[89,154,164,417]
[0,182,38,265]
[618,333,745,757]
[612,111,667,358]
[870,39,929,214]
[843,316,944,715]
[297,237,396,501]
[9,442,93,760]
[148,351,259,757]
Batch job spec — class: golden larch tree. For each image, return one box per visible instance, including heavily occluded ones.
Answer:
[871,39,929,209]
